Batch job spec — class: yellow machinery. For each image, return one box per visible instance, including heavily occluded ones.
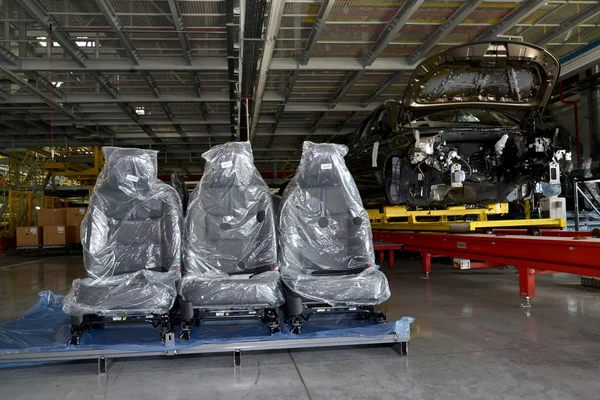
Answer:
[367,203,566,233]
[41,146,104,186]
[0,150,66,238]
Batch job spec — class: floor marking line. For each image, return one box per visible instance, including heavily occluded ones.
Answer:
[0,256,71,269]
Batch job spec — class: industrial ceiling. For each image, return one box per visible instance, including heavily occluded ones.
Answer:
[1,0,600,175]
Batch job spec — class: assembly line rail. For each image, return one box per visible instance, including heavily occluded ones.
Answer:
[373,230,600,305]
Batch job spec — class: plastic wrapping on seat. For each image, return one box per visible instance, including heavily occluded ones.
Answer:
[180,271,283,308]
[63,270,178,316]
[278,141,390,306]
[182,142,283,308]
[63,147,183,316]
[171,173,190,214]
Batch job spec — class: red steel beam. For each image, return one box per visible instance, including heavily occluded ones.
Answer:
[485,229,591,238]
[372,231,600,298]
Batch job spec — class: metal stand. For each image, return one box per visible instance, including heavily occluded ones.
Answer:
[573,177,600,231]
[1,334,409,373]
[179,306,282,340]
[68,313,175,346]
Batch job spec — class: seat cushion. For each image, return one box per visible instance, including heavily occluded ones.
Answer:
[179,271,284,308]
[62,270,178,316]
[282,269,390,306]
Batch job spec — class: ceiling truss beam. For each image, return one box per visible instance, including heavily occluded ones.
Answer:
[302,0,336,65]
[476,0,547,41]
[407,0,484,65]
[534,3,600,47]
[360,71,406,106]
[18,0,161,143]
[363,0,424,66]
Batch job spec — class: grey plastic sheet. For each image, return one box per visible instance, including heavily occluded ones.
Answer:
[278,141,391,306]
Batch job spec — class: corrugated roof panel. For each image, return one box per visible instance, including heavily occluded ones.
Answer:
[81,48,122,58]
[182,15,227,27]
[190,48,227,57]
[280,16,315,29]
[312,42,365,58]
[275,38,308,50]
[111,0,169,13]
[393,24,435,43]
[277,28,312,40]
[541,2,596,26]
[328,1,400,23]
[410,1,459,24]
[321,23,383,42]
[379,44,418,57]
[442,25,487,45]
[273,49,302,58]
[464,3,516,24]
[179,0,225,15]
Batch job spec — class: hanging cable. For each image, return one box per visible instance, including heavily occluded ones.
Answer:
[49,30,55,160]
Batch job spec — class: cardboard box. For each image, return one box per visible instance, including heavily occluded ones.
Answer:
[66,207,87,226]
[74,224,83,243]
[37,208,66,227]
[43,225,75,246]
[17,226,43,247]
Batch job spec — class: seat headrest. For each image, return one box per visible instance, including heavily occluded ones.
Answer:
[202,142,256,187]
[101,147,158,191]
[295,141,348,188]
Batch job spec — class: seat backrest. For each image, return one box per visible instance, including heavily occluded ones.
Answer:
[82,147,183,279]
[279,141,375,274]
[184,142,276,275]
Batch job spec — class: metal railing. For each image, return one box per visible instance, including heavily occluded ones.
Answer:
[573,177,600,231]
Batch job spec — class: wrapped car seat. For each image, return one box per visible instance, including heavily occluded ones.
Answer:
[63,147,183,345]
[179,142,284,338]
[279,141,390,334]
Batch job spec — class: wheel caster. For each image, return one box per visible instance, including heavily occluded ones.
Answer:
[374,311,386,323]
[179,331,191,341]
[270,326,282,335]
[68,335,80,346]
[290,315,302,335]
[269,316,282,335]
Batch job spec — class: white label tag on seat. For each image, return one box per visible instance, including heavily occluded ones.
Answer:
[31,227,37,234]
[126,174,139,182]
[321,163,332,170]
[58,226,64,232]
[221,161,233,168]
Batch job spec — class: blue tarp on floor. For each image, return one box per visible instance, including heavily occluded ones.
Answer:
[0,291,413,358]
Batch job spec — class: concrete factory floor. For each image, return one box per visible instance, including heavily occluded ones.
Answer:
[1,253,600,399]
